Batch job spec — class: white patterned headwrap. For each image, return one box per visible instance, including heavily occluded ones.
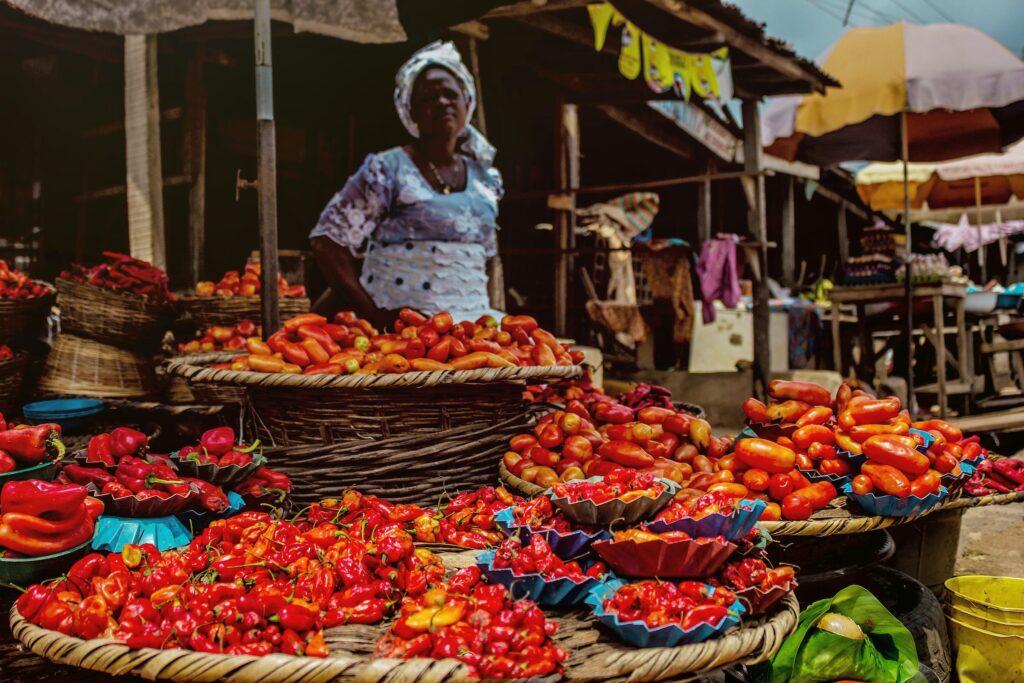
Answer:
[394,40,496,167]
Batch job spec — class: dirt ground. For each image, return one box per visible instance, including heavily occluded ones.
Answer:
[956,504,1024,578]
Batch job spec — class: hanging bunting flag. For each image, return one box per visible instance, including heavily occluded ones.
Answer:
[589,2,733,103]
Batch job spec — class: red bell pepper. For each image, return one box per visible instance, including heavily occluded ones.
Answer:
[0,424,64,467]
[110,427,148,458]
[1,480,86,516]
[199,427,235,456]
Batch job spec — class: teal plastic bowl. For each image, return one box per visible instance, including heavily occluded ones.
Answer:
[0,539,93,586]
[0,460,60,486]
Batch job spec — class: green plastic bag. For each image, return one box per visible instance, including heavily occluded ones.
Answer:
[753,584,920,683]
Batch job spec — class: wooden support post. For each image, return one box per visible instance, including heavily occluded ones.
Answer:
[697,167,711,245]
[741,99,770,398]
[781,175,795,287]
[837,203,849,266]
[183,41,207,284]
[124,34,166,269]
[254,0,280,334]
[554,101,579,337]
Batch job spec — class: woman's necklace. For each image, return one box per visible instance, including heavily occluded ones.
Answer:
[426,158,458,195]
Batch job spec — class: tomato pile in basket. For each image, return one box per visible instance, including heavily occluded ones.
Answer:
[194,261,305,298]
[213,309,582,376]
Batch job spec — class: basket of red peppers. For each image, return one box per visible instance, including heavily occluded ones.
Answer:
[167,427,265,487]
[0,479,104,584]
[0,416,65,483]
[57,252,173,347]
[0,260,54,343]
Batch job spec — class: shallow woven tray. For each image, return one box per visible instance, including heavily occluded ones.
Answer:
[499,459,548,497]
[177,294,309,328]
[267,410,536,505]
[169,353,581,447]
[38,333,157,399]
[10,573,798,683]
[57,278,170,348]
[0,283,54,343]
[0,353,29,413]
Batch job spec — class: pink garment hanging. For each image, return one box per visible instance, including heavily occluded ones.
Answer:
[696,234,743,324]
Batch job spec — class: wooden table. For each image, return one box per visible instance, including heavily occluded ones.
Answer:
[829,282,971,418]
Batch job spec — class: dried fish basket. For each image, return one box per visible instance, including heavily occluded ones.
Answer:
[38,333,157,399]
[167,353,582,447]
[0,282,54,343]
[177,294,309,328]
[56,278,170,348]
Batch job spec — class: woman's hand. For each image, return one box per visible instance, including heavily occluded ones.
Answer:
[310,236,384,324]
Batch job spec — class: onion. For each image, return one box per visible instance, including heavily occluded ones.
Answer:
[816,612,865,639]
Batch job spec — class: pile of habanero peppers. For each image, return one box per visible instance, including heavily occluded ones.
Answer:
[60,252,174,305]
[296,486,520,550]
[17,506,563,676]
[0,414,64,474]
[0,259,51,300]
[216,309,582,376]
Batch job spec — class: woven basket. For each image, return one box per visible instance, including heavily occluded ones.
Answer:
[164,376,196,404]
[177,294,310,328]
[38,333,157,399]
[268,411,536,506]
[0,353,29,413]
[9,584,798,683]
[168,353,582,447]
[188,382,245,406]
[56,278,170,348]
[0,283,54,343]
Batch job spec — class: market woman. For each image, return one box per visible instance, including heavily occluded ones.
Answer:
[310,41,504,328]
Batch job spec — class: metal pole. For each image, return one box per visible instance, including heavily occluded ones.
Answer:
[254,0,280,334]
[902,112,915,412]
[975,176,985,282]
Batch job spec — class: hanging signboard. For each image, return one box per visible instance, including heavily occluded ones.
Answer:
[588,3,734,103]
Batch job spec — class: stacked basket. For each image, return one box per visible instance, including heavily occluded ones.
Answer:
[0,281,54,412]
[171,291,309,405]
[38,279,169,399]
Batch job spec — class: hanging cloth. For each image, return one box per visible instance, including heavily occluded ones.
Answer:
[696,233,743,324]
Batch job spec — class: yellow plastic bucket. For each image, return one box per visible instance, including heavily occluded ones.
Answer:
[947,616,1024,682]
[947,604,1024,636]
[945,575,1024,625]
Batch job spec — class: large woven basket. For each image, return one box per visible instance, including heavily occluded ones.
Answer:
[38,333,157,399]
[167,353,582,447]
[177,294,309,328]
[56,278,170,348]
[268,410,538,505]
[0,353,29,413]
[9,565,799,683]
[0,283,54,343]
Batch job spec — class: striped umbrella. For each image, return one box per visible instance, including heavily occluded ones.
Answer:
[762,22,1024,408]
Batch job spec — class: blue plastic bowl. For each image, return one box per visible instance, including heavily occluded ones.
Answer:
[476,550,602,606]
[908,428,935,454]
[585,579,745,648]
[21,398,105,432]
[841,482,948,517]
[646,498,766,540]
[493,507,609,559]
